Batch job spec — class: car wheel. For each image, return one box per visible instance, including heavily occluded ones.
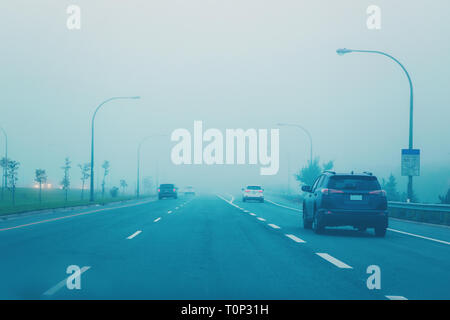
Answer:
[312,211,324,234]
[243,197,246,202]
[303,205,312,229]
[374,226,386,237]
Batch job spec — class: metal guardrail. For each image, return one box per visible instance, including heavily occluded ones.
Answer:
[388,201,450,213]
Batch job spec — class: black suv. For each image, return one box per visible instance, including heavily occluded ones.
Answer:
[158,184,178,200]
[302,171,388,237]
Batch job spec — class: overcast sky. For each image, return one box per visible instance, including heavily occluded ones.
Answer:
[0,0,449,200]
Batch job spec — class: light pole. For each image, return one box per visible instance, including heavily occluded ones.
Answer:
[0,126,7,201]
[136,134,167,198]
[337,48,414,200]
[277,123,313,165]
[89,96,140,202]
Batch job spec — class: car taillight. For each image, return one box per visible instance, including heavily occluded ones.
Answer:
[158,189,160,192]
[321,188,344,195]
[369,190,386,196]
[173,188,176,192]
[245,190,250,192]
[258,190,263,193]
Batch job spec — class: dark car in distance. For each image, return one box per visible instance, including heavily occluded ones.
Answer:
[302,171,388,237]
[158,184,178,200]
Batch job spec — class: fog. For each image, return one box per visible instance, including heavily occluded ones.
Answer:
[0,0,449,202]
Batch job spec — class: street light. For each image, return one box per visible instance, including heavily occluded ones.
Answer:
[0,126,7,201]
[136,134,167,199]
[89,96,141,202]
[337,48,414,200]
[277,123,313,165]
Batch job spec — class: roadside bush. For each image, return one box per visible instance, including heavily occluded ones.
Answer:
[110,186,119,198]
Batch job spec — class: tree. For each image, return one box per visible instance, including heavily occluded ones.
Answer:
[34,169,47,204]
[101,160,110,199]
[295,157,334,186]
[110,186,119,198]
[0,157,10,200]
[381,174,400,201]
[61,157,71,203]
[120,179,128,195]
[78,163,90,200]
[6,160,19,206]
[439,188,450,204]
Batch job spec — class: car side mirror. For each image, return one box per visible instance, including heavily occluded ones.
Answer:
[301,185,312,192]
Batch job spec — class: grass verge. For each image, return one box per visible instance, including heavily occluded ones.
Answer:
[0,188,136,216]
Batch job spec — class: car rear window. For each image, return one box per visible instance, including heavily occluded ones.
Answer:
[328,176,380,191]
[247,186,262,190]
[160,184,174,189]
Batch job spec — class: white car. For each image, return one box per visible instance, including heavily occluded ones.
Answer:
[184,186,196,195]
[242,185,264,202]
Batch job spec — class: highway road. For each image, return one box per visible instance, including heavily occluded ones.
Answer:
[0,193,449,300]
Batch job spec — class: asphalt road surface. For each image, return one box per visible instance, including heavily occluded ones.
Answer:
[0,193,449,300]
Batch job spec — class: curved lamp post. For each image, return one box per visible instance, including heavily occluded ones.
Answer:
[89,96,140,202]
[277,123,313,165]
[337,48,414,200]
[136,134,167,198]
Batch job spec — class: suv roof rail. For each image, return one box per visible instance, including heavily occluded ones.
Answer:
[363,171,373,176]
[323,170,336,174]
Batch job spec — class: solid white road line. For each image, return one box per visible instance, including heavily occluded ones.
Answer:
[154,217,161,222]
[386,295,408,300]
[316,253,353,269]
[267,223,281,229]
[265,199,302,213]
[257,217,266,222]
[43,266,91,296]
[387,228,450,246]
[285,234,306,243]
[126,230,142,240]
[0,199,156,232]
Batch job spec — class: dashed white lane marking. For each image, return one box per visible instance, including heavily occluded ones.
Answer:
[387,228,450,246]
[267,223,281,229]
[154,217,161,222]
[167,210,172,214]
[285,234,306,243]
[126,230,142,239]
[257,217,266,222]
[265,199,302,213]
[243,210,249,213]
[316,253,353,269]
[43,266,91,296]
[386,295,408,300]
[249,213,256,216]
[175,207,179,210]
